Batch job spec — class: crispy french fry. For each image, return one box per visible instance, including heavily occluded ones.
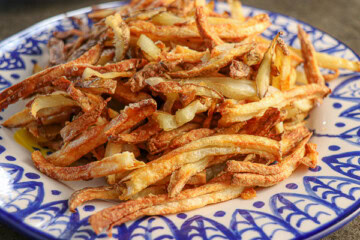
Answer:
[219,84,330,126]
[256,33,280,98]
[129,14,271,42]
[232,134,311,187]
[106,13,130,61]
[297,25,325,86]
[69,186,121,212]
[168,157,212,197]
[32,151,145,181]
[195,6,224,49]
[169,43,252,78]
[89,182,235,234]
[120,134,280,199]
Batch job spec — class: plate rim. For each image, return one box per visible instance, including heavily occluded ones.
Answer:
[0,1,359,239]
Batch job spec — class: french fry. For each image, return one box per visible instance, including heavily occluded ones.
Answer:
[106,13,130,61]
[147,123,199,154]
[195,6,224,49]
[2,108,34,128]
[129,14,271,42]
[291,47,360,72]
[137,34,161,61]
[112,81,151,104]
[179,77,257,100]
[32,151,145,181]
[232,134,311,187]
[297,25,325,86]
[106,98,157,138]
[228,0,245,21]
[256,33,280,98]
[219,84,330,126]
[169,43,252,78]
[69,186,121,212]
[89,182,235,234]
[110,119,161,144]
[120,134,280,199]
[168,157,212,197]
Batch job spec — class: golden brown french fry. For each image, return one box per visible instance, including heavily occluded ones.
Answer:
[129,14,271,42]
[147,123,199,154]
[168,157,212,197]
[195,6,224,49]
[232,134,310,187]
[2,108,34,128]
[69,186,121,212]
[120,134,280,199]
[89,182,235,234]
[32,151,145,181]
[297,25,325,85]
[169,43,252,78]
[219,84,330,126]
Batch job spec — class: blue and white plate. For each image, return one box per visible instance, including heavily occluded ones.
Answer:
[0,1,359,239]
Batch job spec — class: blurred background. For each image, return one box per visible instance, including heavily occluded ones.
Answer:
[0,0,359,239]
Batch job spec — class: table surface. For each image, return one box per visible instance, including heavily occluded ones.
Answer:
[0,0,359,239]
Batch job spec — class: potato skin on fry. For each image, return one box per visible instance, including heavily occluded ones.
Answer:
[69,186,120,212]
[33,151,144,181]
[297,25,325,86]
[47,123,109,166]
[121,134,280,199]
[106,98,157,139]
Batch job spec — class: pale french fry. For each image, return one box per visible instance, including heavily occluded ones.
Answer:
[291,47,360,72]
[228,0,245,21]
[178,77,257,100]
[137,34,161,61]
[219,84,330,126]
[256,33,280,98]
[30,92,78,118]
[105,13,130,61]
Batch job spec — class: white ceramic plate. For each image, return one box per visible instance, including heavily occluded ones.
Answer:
[0,1,359,239]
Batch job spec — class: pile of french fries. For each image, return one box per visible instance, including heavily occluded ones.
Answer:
[1,0,359,235]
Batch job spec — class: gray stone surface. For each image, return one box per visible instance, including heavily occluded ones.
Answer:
[0,0,359,239]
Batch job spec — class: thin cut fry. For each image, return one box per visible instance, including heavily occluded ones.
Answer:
[32,151,145,181]
[105,13,130,61]
[195,6,224,49]
[219,84,330,126]
[120,134,280,199]
[297,25,325,85]
[69,186,121,212]
[89,182,233,234]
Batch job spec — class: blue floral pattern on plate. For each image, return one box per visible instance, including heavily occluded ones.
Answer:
[0,1,359,239]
